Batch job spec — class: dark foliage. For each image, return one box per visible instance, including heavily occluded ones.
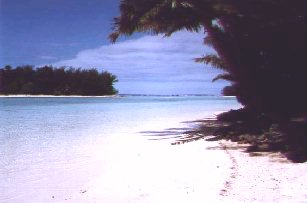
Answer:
[212,1,306,118]
[0,65,118,96]
[110,0,306,118]
[110,0,306,161]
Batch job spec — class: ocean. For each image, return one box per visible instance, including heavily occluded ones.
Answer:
[0,96,240,202]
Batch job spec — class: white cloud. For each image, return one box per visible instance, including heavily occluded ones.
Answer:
[54,30,226,94]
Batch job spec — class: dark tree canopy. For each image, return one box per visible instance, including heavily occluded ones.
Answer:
[110,0,306,118]
[0,65,118,96]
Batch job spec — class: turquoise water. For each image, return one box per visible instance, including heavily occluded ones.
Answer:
[0,95,240,139]
[0,96,239,149]
[0,96,240,202]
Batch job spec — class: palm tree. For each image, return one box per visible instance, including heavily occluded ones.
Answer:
[110,0,306,117]
[109,0,238,87]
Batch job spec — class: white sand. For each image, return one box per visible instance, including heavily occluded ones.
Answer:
[84,135,307,203]
[5,133,306,203]
[2,118,306,202]
[30,136,306,203]
[1,117,233,202]
[60,134,234,203]
[218,141,307,203]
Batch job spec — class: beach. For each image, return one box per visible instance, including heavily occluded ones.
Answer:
[0,96,306,202]
[217,141,307,202]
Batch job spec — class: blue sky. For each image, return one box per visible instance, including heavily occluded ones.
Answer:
[1,0,228,95]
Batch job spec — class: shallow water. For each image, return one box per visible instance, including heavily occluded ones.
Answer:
[0,96,240,202]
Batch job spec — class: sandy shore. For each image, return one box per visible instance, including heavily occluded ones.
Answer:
[45,135,306,203]
[59,135,235,203]
[1,98,305,202]
[1,117,233,203]
[4,128,305,203]
[217,141,307,202]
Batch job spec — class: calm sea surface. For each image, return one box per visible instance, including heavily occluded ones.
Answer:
[0,96,240,202]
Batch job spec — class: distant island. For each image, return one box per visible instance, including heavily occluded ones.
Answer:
[0,65,118,96]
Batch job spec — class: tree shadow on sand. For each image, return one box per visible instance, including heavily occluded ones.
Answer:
[140,109,307,163]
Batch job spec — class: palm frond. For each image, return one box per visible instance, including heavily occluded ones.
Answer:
[109,0,211,42]
[212,73,234,82]
[195,54,227,70]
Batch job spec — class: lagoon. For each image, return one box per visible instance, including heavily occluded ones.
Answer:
[0,96,240,202]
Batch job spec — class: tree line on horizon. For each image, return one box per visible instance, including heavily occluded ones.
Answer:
[0,65,118,96]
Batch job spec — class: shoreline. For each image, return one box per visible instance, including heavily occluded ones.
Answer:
[0,94,119,98]
[0,94,237,98]
[161,118,307,202]
[1,96,241,202]
[6,96,303,202]
[217,140,307,202]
